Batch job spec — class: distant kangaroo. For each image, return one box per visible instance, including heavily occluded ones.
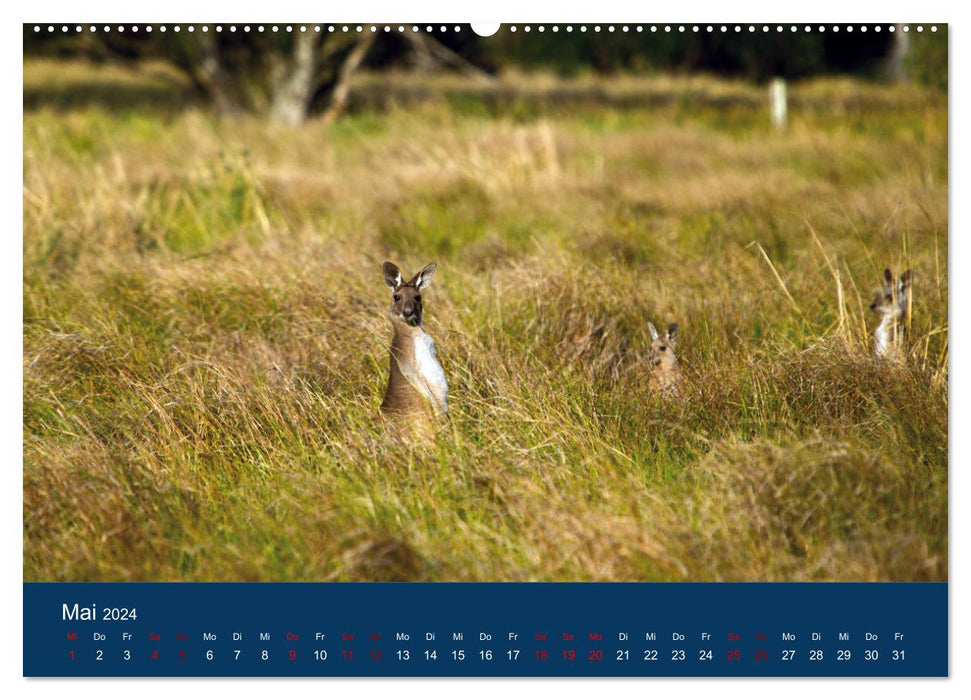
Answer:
[869,268,912,361]
[380,261,449,417]
[648,322,682,398]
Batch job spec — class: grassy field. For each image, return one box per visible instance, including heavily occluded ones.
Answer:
[23,59,947,582]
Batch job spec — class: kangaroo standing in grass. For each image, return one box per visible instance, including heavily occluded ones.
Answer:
[648,322,682,398]
[869,268,912,361]
[380,261,449,417]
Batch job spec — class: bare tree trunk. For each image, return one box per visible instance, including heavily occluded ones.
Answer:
[270,31,321,126]
[321,34,376,125]
[197,33,240,115]
[887,24,910,82]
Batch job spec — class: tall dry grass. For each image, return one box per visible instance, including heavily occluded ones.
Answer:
[23,59,947,581]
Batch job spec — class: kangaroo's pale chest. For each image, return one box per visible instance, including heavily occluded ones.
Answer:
[395,329,449,413]
[875,316,902,358]
[413,332,444,383]
[416,333,448,408]
[651,364,682,397]
[875,320,891,356]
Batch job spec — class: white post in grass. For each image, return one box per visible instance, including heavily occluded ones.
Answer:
[770,77,788,131]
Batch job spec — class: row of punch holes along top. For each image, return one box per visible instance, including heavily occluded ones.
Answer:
[34,24,938,34]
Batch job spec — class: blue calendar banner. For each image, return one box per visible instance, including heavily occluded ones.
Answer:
[24,582,947,677]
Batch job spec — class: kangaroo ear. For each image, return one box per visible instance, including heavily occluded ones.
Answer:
[413,263,437,291]
[666,323,679,346]
[648,322,659,341]
[884,268,894,284]
[900,269,912,287]
[383,262,403,289]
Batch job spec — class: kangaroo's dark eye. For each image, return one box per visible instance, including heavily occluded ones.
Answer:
[659,346,667,352]
[393,294,401,302]
[414,295,421,303]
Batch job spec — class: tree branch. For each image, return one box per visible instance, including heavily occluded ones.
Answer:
[402,32,495,84]
[321,33,376,124]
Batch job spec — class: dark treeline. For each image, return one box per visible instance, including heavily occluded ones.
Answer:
[472,28,895,80]
[23,24,946,79]
[23,24,946,123]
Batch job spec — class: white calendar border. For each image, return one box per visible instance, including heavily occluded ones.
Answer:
[4,0,963,697]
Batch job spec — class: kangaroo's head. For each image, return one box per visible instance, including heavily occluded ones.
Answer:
[383,261,436,327]
[648,322,679,370]
[870,268,911,322]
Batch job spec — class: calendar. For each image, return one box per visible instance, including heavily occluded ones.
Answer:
[23,583,947,676]
[22,20,949,681]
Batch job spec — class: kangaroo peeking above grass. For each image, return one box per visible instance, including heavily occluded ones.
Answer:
[648,322,682,398]
[869,268,912,361]
[380,261,449,418]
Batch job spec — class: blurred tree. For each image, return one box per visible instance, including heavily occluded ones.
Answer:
[21,27,501,124]
[153,30,377,125]
[886,24,910,82]
[23,27,380,124]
